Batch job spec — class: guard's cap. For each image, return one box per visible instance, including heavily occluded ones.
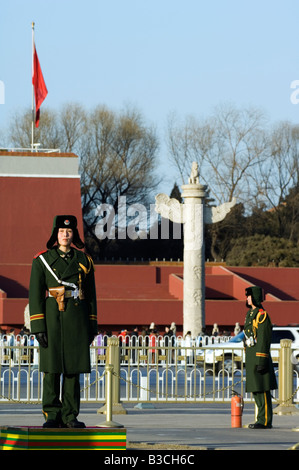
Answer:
[46,215,84,249]
[245,285,264,307]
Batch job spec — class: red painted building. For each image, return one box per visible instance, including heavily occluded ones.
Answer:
[0,151,298,335]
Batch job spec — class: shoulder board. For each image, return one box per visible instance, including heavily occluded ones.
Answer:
[257,309,267,323]
[79,253,95,274]
[34,250,47,259]
[86,253,95,269]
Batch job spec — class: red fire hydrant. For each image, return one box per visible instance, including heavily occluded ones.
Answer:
[231,391,244,428]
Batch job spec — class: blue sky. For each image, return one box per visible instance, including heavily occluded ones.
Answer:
[1,0,299,194]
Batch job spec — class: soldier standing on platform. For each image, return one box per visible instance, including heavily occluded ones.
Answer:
[29,215,98,428]
[244,286,277,429]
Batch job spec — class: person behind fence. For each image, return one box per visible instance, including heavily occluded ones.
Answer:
[244,286,277,429]
[130,327,139,363]
[29,215,98,429]
[212,323,219,336]
[163,326,174,347]
[149,329,158,363]
[8,328,15,361]
[234,322,241,336]
[97,329,105,356]
[183,331,193,364]
[163,326,174,363]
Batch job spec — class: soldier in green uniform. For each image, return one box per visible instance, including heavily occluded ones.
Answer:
[29,215,98,428]
[244,286,277,429]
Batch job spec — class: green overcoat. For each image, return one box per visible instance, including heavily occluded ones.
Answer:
[244,307,277,393]
[29,247,98,374]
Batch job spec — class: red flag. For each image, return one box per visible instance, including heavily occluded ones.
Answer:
[32,44,48,127]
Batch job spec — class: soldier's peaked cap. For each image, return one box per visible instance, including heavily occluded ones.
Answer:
[245,285,264,307]
[46,215,84,249]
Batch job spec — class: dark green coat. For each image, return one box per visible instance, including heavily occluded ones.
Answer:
[244,307,277,393]
[29,247,98,374]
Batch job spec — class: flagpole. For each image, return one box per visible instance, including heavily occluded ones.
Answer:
[31,21,35,151]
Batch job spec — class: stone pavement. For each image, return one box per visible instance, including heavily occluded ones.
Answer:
[1,402,299,451]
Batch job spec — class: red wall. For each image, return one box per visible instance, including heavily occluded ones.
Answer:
[229,267,299,301]
[0,177,83,264]
[1,263,299,335]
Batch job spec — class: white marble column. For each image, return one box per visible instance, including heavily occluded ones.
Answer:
[155,161,236,339]
[181,183,206,337]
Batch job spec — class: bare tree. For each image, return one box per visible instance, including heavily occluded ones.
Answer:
[208,104,268,204]
[253,121,299,237]
[257,121,299,208]
[167,104,268,207]
[166,111,214,185]
[58,103,87,153]
[8,107,62,149]
[167,104,270,261]
[79,105,160,251]
[8,102,86,152]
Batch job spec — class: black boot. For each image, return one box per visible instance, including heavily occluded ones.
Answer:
[43,419,61,428]
[65,418,86,428]
[248,422,272,429]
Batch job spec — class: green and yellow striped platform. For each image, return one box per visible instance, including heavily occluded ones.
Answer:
[0,426,126,450]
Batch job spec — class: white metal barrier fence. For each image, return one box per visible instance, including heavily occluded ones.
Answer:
[0,334,297,404]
